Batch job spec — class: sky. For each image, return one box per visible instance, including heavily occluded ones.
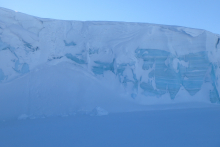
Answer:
[0,0,220,34]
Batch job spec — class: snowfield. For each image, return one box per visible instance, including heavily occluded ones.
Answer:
[1,107,220,147]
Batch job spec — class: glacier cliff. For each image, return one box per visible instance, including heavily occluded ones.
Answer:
[0,7,220,120]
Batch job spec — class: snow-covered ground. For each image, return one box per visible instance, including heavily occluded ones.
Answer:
[1,106,220,147]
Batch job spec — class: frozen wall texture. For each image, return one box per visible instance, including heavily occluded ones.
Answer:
[0,7,220,120]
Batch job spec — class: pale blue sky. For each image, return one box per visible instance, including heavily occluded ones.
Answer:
[1,0,220,34]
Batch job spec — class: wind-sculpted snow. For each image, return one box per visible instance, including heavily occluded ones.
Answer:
[0,7,220,120]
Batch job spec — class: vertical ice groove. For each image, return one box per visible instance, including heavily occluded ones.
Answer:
[216,38,220,49]
[131,69,138,98]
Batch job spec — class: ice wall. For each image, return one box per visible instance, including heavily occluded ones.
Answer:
[0,7,220,120]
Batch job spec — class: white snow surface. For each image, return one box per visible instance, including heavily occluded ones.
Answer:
[0,7,220,120]
[1,107,220,147]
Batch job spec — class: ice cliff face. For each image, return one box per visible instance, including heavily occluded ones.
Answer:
[0,7,220,120]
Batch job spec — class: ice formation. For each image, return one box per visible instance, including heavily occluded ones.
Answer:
[0,7,220,120]
[90,107,109,116]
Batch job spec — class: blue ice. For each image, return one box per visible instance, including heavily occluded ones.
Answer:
[20,63,30,74]
[0,69,5,82]
[209,65,220,103]
[64,40,76,46]
[23,40,39,52]
[89,48,98,54]
[14,60,30,74]
[0,38,9,50]
[92,60,114,75]
[136,49,217,100]
[65,53,86,64]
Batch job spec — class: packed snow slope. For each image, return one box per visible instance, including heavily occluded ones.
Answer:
[0,7,220,120]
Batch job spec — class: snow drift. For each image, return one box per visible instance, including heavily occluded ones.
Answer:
[0,7,220,120]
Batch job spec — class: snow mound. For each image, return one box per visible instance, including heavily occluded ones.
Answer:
[18,114,29,120]
[90,107,109,116]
